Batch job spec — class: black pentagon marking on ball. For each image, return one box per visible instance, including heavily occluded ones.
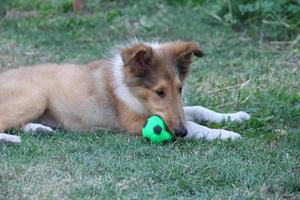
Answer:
[153,125,162,134]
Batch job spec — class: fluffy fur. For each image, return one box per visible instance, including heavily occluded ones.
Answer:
[0,40,250,144]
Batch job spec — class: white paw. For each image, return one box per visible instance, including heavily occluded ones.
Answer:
[219,130,242,140]
[22,123,54,134]
[0,133,21,144]
[226,111,250,122]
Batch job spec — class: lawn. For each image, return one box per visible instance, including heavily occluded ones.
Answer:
[0,0,300,199]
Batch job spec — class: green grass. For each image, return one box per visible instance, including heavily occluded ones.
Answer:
[1,0,300,199]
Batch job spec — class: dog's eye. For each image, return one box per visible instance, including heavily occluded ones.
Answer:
[179,87,182,94]
[156,90,165,98]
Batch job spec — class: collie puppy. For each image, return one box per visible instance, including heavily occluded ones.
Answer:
[0,40,250,144]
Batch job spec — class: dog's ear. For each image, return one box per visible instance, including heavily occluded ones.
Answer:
[171,41,203,59]
[172,41,203,80]
[121,44,153,75]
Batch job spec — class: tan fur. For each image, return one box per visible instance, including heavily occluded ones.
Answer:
[0,41,202,136]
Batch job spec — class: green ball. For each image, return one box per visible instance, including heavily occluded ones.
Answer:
[142,115,173,144]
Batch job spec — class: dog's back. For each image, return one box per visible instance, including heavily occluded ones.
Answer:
[0,63,121,132]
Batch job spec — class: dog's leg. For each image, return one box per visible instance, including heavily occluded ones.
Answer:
[185,121,241,141]
[0,90,48,144]
[0,86,47,127]
[0,133,21,144]
[184,106,250,123]
[21,123,54,134]
[0,122,54,144]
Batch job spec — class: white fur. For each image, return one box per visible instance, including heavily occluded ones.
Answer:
[224,111,251,122]
[111,54,147,114]
[184,106,250,123]
[184,106,250,140]
[0,133,21,144]
[21,123,54,133]
[146,41,161,49]
[185,121,242,141]
[0,123,53,144]
[110,41,162,114]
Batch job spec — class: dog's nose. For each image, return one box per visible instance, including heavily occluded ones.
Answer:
[174,127,188,137]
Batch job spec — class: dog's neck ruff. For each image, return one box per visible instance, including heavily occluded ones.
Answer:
[112,54,147,114]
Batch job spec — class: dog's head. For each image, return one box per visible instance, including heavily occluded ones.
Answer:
[120,41,203,137]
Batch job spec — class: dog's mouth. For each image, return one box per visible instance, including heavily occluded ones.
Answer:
[153,113,187,137]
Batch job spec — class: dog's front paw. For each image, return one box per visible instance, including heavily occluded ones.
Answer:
[226,111,250,122]
[219,130,242,141]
